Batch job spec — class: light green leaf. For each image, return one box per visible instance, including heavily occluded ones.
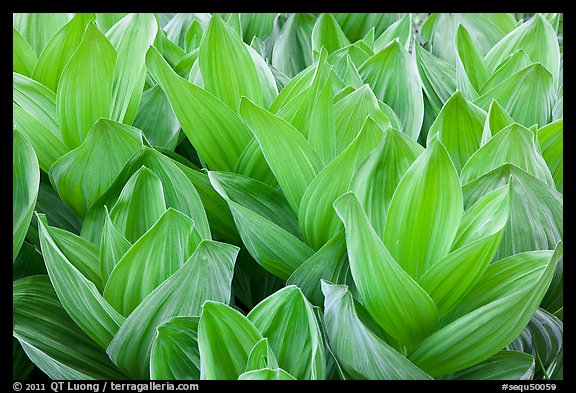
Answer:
[13,276,125,380]
[485,14,560,85]
[199,14,263,111]
[446,351,534,380]
[133,85,180,150]
[37,217,125,349]
[321,281,432,380]
[234,138,277,187]
[479,49,533,94]
[13,28,37,77]
[427,91,486,172]
[99,207,131,284]
[245,42,279,109]
[359,40,424,140]
[13,131,39,261]
[537,119,563,192]
[384,138,463,279]
[374,13,411,52]
[198,301,263,380]
[461,123,554,187]
[299,117,384,249]
[104,209,202,316]
[247,286,326,380]
[334,192,439,350]
[351,127,423,238]
[271,13,315,77]
[238,368,296,380]
[32,13,96,92]
[57,22,116,149]
[49,119,143,218]
[185,19,205,52]
[414,44,457,115]
[334,13,403,42]
[306,74,337,163]
[311,14,350,54]
[244,338,279,372]
[146,46,252,171]
[287,231,349,307]
[150,316,200,380]
[153,27,186,68]
[108,240,238,379]
[106,13,158,124]
[108,166,167,243]
[408,242,561,377]
[240,97,323,213]
[95,13,128,32]
[13,13,70,57]
[474,64,554,128]
[481,99,515,144]
[455,24,490,94]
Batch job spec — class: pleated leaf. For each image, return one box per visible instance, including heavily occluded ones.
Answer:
[37,217,125,349]
[146,45,252,171]
[13,28,37,77]
[104,208,202,316]
[150,316,200,380]
[299,117,384,249]
[108,241,238,379]
[247,286,326,380]
[414,44,456,115]
[199,14,263,111]
[238,368,296,380]
[32,13,96,92]
[427,91,486,172]
[57,22,116,149]
[49,119,143,218]
[240,97,323,213]
[408,242,561,377]
[13,13,69,57]
[271,13,315,77]
[384,138,463,279]
[99,207,131,283]
[334,192,439,350]
[374,13,411,52]
[244,337,279,372]
[311,13,350,54]
[321,281,432,380]
[13,276,125,380]
[481,99,515,143]
[446,351,535,380]
[234,138,277,187]
[106,13,157,124]
[198,301,264,380]
[479,49,533,95]
[537,119,563,192]
[456,24,490,94]
[461,123,554,187]
[13,131,39,261]
[351,127,423,239]
[359,40,424,140]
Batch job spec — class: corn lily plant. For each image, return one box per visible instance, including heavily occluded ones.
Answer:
[13,12,562,381]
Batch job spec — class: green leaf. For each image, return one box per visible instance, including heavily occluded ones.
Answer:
[334,192,439,350]
[33,181,82,235]
[334,13,403,42]
[95,13,128,32]
[455,24,490,94]
[299,117,384,249]
[287,231,349,307]
[461,123,554,187]
[537,119,563,192]
[99,207,131,284]
[271,13,315,77]
[13,241,46,281]
[384,138,463,279]
[414,44,456,115]
[245,42,279,109]
[247,286,327,380]
[13,13,69,57]
[485,14,560,85]
[13,28,37,77]
[13,276,125,380]
[474,64,554,128]
[359,40,424,140]
[57,22,116,149]
[108,240,238,379]
[108,166,167,243]
[234,138,277,187]
[351,127,424,239]
[238,368,296,380]
[419,186,510,316]
[32,13,96,92]
[49,119,143,218]
[198,301,263,380]
[479,49,533,94]
[13,338,35,380]
[13,131,39,261]
[321,281,432,380]
[104,209,202,316]
[446,351,534,380]
[481,99,515,143]
[426,91,486,172]
[408,242,561,377]
[37,216,125,349]
[332,85,391,158]
[199,14,263,111]
[163,13,196,49]
[106,13,158,124]
[244,338,279,371]
[146,46,252,171]
[240,97,323,213]
[153,28,186,68]
[374,13,411,52]
[311,14,350,54]
[150,316,200,380]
